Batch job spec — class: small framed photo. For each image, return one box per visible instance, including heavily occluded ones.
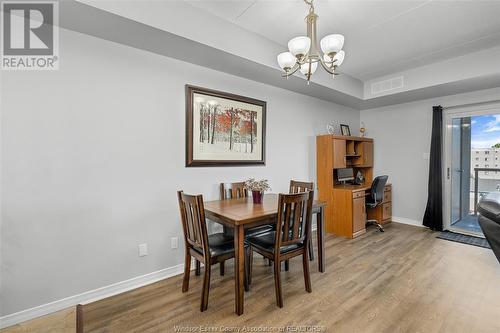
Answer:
[340,124,351,136]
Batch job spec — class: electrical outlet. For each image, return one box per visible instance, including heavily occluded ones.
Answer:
[138,243,148,257]
[171,237,179,249]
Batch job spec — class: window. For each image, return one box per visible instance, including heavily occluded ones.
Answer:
[475,164,479,167]
[485,151,490,155]
[476,157,480,161]
[485,158,489,161]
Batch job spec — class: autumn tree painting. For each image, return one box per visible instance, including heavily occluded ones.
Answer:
[198,102,258,154]
[187,86,266,167]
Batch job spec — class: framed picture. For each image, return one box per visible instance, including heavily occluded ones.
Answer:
[340,124,351,136]
[186,85,266,167]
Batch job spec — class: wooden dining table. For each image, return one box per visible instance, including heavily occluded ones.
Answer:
[204,193,326,315]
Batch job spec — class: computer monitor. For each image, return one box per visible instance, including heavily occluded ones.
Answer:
[337,168,354,183]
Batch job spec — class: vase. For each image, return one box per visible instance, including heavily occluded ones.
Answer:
[252,191,263,204]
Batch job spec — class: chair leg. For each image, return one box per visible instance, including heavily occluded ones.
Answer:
[308,241,314,261]
[244,248,250,292]
[220,261,225,276]
[284,260,289,271]
[247,248,253,287]
[200,262,211,312]
[302,251,312,293]
[182,253,191,292]
[195,260,201,276]
[273,259,283,308]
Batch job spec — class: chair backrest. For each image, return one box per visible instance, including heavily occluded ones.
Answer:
[369,175,389,205]
[289,180,314,194]
[275,191,314,254]
[177,191,209,256]
[220,182,248,200]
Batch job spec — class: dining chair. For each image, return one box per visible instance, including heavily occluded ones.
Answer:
[287,180,315,270]
[246,191,314,308]
[177,191,248,311]
[220,181,248,200]
[289,180,314,194]
[220,182,274,271]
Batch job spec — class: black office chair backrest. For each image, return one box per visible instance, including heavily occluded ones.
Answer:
[369,175,389,205]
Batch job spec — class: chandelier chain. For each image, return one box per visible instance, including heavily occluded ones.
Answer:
[304,0,314,13]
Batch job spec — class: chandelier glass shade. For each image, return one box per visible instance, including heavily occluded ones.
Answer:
[277,0,345,83]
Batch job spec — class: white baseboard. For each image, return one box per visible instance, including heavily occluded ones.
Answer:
[0,263,186,329]
[392,216,424,227]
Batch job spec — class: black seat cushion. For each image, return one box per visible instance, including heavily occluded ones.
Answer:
[193,233,247,258]
[224,224,274,237]
[208,232,234,245]
[207,233,234,257]
[246,231,303,254]
[245,225,274,237]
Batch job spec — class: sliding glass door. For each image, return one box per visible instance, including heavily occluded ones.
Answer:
[443,103,500,236]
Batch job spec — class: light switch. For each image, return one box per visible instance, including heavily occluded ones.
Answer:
[138,243,148,257]
[171,237,179,249]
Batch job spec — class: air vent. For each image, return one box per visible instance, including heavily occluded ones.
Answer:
[371,76,404,95]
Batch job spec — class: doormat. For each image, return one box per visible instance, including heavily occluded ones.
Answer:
[437,231,491,249]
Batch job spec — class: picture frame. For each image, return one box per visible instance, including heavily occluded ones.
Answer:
[340,124,351,136]
[185,85,266,167]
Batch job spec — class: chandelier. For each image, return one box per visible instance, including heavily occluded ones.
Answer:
[277,0,345,84]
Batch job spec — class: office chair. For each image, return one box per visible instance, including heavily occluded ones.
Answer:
[366,175,389,232]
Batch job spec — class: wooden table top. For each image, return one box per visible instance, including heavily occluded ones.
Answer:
[204,193,326,226]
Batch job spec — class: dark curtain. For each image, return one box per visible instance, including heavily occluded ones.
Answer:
[423,106,443,231]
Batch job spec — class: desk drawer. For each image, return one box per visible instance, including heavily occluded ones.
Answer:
[352,191,365,199]
[383,190,391,203]
[382,202,392,220]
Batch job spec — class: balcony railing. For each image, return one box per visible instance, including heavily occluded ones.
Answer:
[473,167,500,215]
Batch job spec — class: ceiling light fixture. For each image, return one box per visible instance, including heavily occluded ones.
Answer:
[277,0,345,84]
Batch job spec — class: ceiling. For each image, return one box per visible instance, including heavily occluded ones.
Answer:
[187,0,500,80]
[67,0,500,109]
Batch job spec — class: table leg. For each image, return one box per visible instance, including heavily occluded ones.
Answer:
[234,225,244,315]
[317,207,325,273]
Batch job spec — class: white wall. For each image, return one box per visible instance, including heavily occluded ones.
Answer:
[0,28,359,317]
[360,87,500,225]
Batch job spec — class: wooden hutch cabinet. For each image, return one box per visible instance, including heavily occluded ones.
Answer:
[316,135,392,238]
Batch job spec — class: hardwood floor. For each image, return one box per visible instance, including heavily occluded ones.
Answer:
[0,308,76,333]
[3,223,500,333]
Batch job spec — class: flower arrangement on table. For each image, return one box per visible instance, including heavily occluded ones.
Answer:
[244,178,271,204]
